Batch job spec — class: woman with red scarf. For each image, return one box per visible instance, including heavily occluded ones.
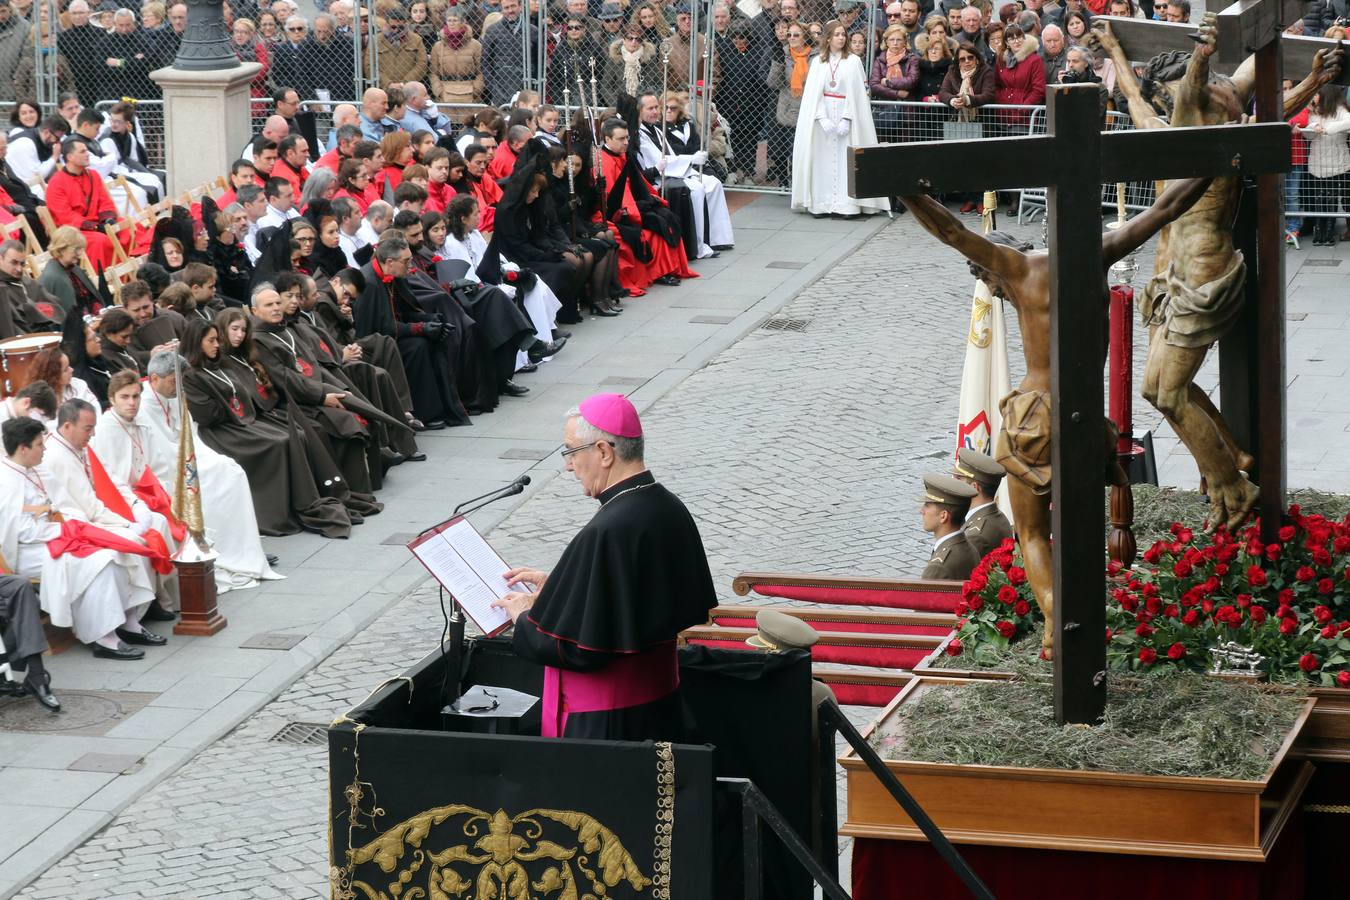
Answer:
[429,13,484,105]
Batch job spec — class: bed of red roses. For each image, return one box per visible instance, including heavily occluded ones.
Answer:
[947,504,1350,687]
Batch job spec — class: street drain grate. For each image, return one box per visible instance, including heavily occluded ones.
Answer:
[759,316,810,333]
[1304,259,1341,267]
[270,722,329,746]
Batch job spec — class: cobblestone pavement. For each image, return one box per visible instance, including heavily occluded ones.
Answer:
[14,203,1348,897]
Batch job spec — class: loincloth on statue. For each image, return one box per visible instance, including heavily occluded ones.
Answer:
[1140,252,1245,349]
[995,389,1130,497]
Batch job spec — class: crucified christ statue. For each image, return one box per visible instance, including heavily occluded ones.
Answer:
[901,178,1210,657]
[1090,13,1342,530]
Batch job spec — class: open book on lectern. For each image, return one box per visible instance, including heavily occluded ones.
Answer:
[406,517,528,638]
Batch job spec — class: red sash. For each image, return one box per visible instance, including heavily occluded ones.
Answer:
[132,467,187,543]
[46,519,174,575]
[541,641,679,738]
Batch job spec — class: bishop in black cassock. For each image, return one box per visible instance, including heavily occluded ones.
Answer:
[493,393,716,741]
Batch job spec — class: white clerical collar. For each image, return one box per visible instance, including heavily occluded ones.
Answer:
[933,530,960,552]
[969,500,995,517]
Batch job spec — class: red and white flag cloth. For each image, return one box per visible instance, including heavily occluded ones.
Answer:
[955,278,1014,522]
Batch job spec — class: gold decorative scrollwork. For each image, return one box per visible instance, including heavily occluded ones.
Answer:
[968,294,993,349]
[342,804,653,899]
[652,742,675,899]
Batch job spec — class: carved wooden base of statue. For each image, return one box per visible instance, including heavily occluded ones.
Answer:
[172,558,227,636]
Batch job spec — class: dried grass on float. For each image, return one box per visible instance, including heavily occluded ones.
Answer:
[870,658,1304,781]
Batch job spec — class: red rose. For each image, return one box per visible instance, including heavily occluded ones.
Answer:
[1215,563,1229,576]
[1143,544,1163,564]
[946,639,963,657]
[1145,596,1162,615]
[968,595,984,611]
[1136,623,1154,637]
[1167,643,1186,660]
[1013,601,1030,617]
[969,573,988,592]
[1334,536,1350,554]
[1315,605,1334,624]
[1297,566,1317,583]
[996,620,1016,639]
[1279,525,1296,542]
[1250,606,1267,624]
[955,601,970,616]
[1007,567,1027,586]
[1319,578,1335,595]
[1322,625,1339,639]
[1300,654,1319,673]
[1313,547,1333,567]
[1105,628,1114,643]
[997,538,1015,553]
[1236,593,1251,608]
[1176,528,1194,544]
[1107,560,1123,576]
[1266,544,1282,561]
[997,585,1018,604]
[1280,618,1299,635]
[1338,671,1350,689]
[1247,566,1268,587]
[1182,609,1201,627]
[1163,604,1179,619]
[1279,588,1295,606]
[1139,648,1157,665]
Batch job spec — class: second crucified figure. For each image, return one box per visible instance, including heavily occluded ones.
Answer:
[1090,13,1341,530]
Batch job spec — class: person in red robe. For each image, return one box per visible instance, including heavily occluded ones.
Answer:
[45,139,131,268]
[486,126,527,182]
[593,119,696,292]
[272,134,310,200]
[464,144,502,233]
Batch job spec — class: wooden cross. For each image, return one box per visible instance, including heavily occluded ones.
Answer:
[1100,1,1322,543]
[850,85,1289,724]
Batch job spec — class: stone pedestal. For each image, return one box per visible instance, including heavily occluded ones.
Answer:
[172,557,228,636]
[149,63,261,198]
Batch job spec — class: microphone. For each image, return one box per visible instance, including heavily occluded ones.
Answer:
[418,476,534,537]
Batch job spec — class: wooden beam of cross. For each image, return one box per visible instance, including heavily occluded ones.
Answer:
[850,84,1289,725]
[1096,13,1350,84]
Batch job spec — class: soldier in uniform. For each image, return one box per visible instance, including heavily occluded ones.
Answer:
[952,447,1014,558]
[920,473,981,581]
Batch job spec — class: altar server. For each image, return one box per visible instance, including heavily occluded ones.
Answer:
[0,415,159,661]
[790,20,889,217]
[493,394,717,741]
[134,357,285,593]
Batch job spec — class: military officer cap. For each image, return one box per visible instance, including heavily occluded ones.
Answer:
[746,610,820,651]
[922,473,977,513]
[953,448,1006,492]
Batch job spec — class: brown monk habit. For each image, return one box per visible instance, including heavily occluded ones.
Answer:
[249,316,384,514]
[182,354,352,538]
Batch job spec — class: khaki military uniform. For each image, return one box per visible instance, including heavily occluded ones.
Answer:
[923,532,981,582]
[963,503,1013,559]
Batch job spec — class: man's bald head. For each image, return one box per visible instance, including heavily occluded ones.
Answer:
[261,115,289,142]
[362,88,388,121]
[333,103,359,128]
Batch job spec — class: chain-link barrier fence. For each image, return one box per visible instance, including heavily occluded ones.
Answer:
[0,0,1339,229]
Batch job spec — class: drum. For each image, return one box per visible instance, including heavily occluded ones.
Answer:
[0,332,61,398]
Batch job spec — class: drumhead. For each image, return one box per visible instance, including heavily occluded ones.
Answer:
[0,333,61,353]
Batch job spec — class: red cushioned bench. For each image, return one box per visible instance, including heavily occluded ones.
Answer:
[679,573,964,707]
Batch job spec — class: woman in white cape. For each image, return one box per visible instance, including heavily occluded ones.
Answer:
[790,20,889,218]
[440,194,562,372]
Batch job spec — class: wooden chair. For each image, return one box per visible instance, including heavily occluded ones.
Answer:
[113,174,145,218]
[25,249,50,280]
[0,216,40,254]
[104,258,142,304]
[34,204,56,240]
